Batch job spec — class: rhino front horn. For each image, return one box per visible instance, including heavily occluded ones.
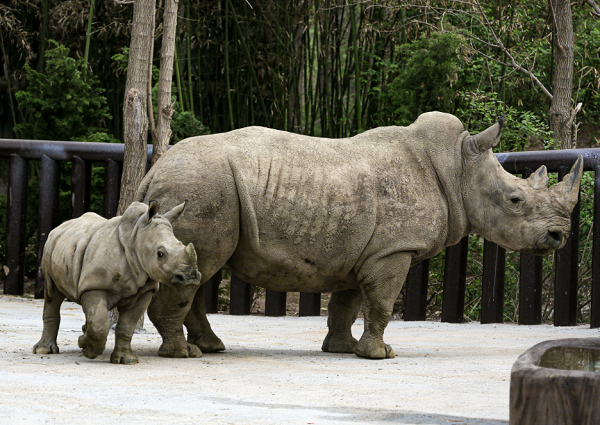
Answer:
[554,154,584,210]
[463,115,506,155]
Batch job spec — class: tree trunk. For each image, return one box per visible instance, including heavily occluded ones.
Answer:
[112,0,156,330]
[151,0,179,166]
[117,0,156,215]
[548,0,575,149]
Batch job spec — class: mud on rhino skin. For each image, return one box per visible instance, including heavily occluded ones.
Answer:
[33,200,201,364]
[136,111,583,359]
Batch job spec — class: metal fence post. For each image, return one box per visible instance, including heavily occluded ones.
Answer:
[441,236,469,323]
[35,155,60,298]
[230,274,252,315]
[265,290,287,316]
[554,166,580,326]
[299,292,321,316]
[481,240,506,324]
[4,154,28,295]
[404,259,430,321]
[71,156,91,218]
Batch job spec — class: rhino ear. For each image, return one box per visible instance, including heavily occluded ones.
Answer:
[528,165,549,190]
[553,155,584,210]
[141,200,160,225]
[463,115,506,155]
[162,200,188,223]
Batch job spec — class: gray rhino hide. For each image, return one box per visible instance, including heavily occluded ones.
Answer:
[43,202,154,306]
[136,111,582,359]
[139,112,467,291]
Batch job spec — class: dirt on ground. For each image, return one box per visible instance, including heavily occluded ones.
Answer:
[1,294,599,424]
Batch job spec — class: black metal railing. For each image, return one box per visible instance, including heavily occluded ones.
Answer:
[1,139,599,326]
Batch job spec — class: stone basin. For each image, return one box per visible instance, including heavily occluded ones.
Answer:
[510,338,600,425]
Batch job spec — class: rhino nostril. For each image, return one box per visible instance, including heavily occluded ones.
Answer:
[171,274,185,285]
[548,231,562,243]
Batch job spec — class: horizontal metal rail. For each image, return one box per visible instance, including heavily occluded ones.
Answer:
[0,139,598,325]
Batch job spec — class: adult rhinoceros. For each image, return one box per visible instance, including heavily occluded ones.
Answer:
[136,111,583,359]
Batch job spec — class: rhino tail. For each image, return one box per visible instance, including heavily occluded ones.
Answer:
[134,166,155,203]
[43,271,56,302]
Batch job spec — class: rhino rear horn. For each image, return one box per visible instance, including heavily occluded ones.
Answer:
[553,155,584,210]
[163,200,188,223]
[528,165,549,190]
[463,115,506,155]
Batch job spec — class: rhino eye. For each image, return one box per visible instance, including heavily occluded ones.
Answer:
[510,197,522,204]
[157,251,165,259]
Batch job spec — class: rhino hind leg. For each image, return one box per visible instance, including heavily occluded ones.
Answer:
[33,290,66,355]
[184,287,226,353]
[354,252,412,359]
[78,290,110,359]
[147,283,203,358]
[322,289,362,354]
[110,291,155,365]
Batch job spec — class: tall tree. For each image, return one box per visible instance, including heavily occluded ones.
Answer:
[151,0,179,166]
[117,0,156,215]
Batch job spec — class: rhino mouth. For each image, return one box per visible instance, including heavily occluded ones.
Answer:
[169,266,201,288]
[532,226,569,255]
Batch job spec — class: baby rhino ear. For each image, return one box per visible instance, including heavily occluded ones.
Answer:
[142,200,160,225]
[162,200,188,223]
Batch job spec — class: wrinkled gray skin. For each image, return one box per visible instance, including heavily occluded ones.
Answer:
[136,111,583,359]
[33,201,201,364]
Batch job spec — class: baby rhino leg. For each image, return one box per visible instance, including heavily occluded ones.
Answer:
[110,291,155,365]
[78,290,110,359]
[33,292,66,354]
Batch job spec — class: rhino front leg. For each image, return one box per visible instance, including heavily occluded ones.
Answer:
[147,282,203,358]
[110,291,154,365]
[355,252,411,359]
[184,287,225,353]
[78,290,110,359]
[322,288,363,354]
[33,292,66,355]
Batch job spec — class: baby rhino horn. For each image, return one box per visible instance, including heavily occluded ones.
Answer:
[528,165,549,190]
[186,243,197,264]
[552,155,584,210]
[162,200,188,223]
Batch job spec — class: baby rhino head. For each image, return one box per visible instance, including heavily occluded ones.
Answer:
[135,200,201,287]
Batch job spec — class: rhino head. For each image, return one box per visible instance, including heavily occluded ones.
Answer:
[134,200,201,287]
[461,117,583,255]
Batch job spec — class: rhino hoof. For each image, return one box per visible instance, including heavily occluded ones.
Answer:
[78,335,105,359]
[355,337,396,359]
[110,350,139,365]
[190,336,225,353]
[158,341,202,358]
[33,342,59,355]
[321,334,358,354]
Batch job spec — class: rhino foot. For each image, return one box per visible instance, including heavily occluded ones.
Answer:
[354,335,396,359]
[189,334,225,353]
[110,348,139,365]
[158,340,202,358]
[321,333,358,354]
[33,341,59,355]
[78,334,106,359]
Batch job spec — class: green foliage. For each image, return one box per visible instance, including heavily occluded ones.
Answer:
[385,32,467,125]
[171,111,210,143]
[457,90,557,152]
[14,41,112,141]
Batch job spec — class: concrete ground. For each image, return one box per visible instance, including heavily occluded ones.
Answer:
[1,295,597,425]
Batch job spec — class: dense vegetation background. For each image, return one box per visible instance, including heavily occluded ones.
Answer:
[1,0,599,322]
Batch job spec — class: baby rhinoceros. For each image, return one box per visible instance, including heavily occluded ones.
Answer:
[33,200,201,364]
